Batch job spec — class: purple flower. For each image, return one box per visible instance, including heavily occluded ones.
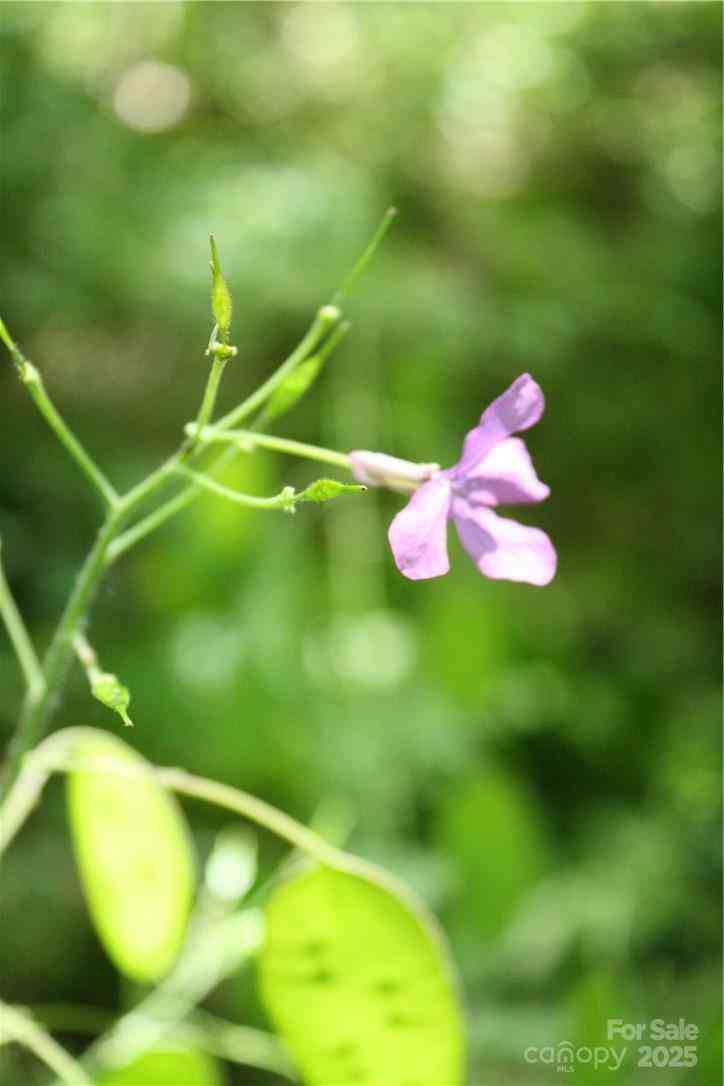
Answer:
[350,374,556,585]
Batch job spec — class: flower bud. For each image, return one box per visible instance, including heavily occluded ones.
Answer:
[90,671,133,727]
[349,451,440,494]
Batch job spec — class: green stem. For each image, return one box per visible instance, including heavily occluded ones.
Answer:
[105,211,396,560]
[107,308,345,562]
[0,511,124,800]
[174,466,295,510]
[331,206,397,308]
[106,482,206,563]
[156,766,345,867]
[0,540,45,698]
[25,1003,295,1080]
[0,321,119,509]
[194,353,229,434]
[197,427,352,471]
[214,303,340,432]
[0,729,346,868]
[0,1002,92,1086]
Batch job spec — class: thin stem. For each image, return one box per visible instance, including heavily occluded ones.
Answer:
[105,212,395,560]
[111,341,235,520]
[23,1004,294,1078]
[82,910,264,1079]
[117,446,189,513]
[0,540,45,698]
[214,304,340,432]
[254,318,351,431]
[106,444,240,563]
[0,321,119,510]
[106,483,204,563]
[0,1002,92,1086]
[157,766,346,867]
[331,206,397,307]
[0,511,123,801]
[174,466,295,510]
[0,727,347,878]
[197,427,352,471]
[193,353,229,434]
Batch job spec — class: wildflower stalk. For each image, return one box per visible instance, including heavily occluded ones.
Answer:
[191,426,352,471]
[215,303,341,432]
[331,205,397,306]
[175,467,297,511]
[0,211,397,800]
[0,320,119,509]
[0,511,124,800]
[0,539,45,700]
[194,353,229,434]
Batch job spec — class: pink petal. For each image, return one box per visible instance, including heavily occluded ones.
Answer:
[452,499,557,585]
[388,477,452,580]
[455,374,545,475]
[459,437,550,506]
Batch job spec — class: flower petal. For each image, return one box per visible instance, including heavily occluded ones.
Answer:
[452,500,557,585]
[458,437,550,506]
[454,374,545,475]
[388,477,452,580]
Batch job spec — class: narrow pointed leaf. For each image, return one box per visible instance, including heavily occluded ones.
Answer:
[67,731,195,982]
[209,236,232,338]
[259,862,465,1085]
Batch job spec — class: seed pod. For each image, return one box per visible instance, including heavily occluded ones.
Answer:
[67,730,195,982]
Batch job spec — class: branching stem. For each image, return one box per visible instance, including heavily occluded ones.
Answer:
[192,426,352,471]
[0,1002,92,1086]
[0,320,119,509]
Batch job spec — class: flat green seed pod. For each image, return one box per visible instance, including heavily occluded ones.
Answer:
[67,731,195,983]
[259,862,465,1085]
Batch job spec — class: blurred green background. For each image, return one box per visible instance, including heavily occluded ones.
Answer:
[0,2,721,1083]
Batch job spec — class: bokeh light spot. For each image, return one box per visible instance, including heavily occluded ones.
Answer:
[113,60,191,132]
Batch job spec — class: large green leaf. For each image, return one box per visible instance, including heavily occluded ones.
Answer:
[97,1049,223,1086]
[259,862,464,1085]
[66,730,195,982]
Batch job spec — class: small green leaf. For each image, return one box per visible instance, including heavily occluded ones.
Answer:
[90,670,133,727]
[209,235,232,339]
[97,1049,223,1086]
[298,479,365,503]
[259,862,465,1085]
[264,355,323,423]
[67,731,195,983]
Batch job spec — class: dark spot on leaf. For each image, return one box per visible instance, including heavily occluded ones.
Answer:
[329,1041,357,1058]
[305,967,333,984]
[373,977,401,996]
[385,1011,416,1027]
[299,938,326,955]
